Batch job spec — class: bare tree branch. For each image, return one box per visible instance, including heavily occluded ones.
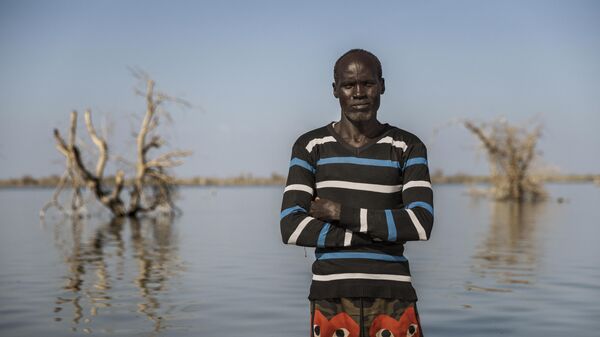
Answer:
[464,119,546,202]
[84,110,108,178]
[146,150,192,168]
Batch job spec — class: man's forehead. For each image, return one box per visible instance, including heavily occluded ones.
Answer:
[338,59,378,76]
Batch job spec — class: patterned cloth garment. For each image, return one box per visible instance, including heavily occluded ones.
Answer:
[311,297,423,337]
[280,122,434,300]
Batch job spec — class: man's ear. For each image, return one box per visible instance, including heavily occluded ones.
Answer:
[380,77,385,95]
[332,82,339,98]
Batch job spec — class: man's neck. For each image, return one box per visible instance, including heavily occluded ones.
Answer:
[334,117,384,147]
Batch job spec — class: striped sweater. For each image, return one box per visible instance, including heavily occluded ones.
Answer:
[280,122,434,300]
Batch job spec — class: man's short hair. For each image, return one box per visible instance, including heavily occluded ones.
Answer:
[334,49,383,82]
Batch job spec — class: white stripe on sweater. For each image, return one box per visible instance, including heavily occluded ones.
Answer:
[359,208,368,233]
[377,136,408,151]
[316,180,402,193]
[402,180,432,191]
[407,209,428,240]
[312,273,412,282]
[284,184,314,195]
[287,217,314,244]
[343,230,353,247]
[306,136,336,153]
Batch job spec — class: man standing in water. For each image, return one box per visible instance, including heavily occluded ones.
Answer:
[280,49,433,337]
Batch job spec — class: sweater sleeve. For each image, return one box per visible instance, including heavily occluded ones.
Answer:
[338,142,434,242]
[280,140,372,248]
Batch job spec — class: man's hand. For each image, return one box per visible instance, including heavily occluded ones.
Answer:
[309,197,341,221]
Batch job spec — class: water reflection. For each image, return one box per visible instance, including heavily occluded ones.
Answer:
[469,201,547,291]
[52,216,183,334]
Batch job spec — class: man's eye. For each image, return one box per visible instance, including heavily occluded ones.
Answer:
[343,85,353,89]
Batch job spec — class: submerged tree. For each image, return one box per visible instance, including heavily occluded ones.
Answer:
[41,75,191,219]
[464,118,546,202]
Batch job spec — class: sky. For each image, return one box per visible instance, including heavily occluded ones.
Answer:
[0,0,599,179]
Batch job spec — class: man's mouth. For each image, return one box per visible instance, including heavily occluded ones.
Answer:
[351,103,370,110]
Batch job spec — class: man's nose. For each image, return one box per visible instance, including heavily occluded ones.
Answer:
[353,84,366,98]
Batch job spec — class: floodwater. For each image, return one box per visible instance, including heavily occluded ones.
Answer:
[0,184,599,337]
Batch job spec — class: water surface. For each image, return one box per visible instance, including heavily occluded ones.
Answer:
[0,184,598,336]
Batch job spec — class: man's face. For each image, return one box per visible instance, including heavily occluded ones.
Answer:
[333,55,385,124]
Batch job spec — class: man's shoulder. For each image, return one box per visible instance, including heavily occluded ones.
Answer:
[385,124,426,146]
[292,123,332,148]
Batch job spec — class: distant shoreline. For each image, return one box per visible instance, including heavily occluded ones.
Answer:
[1,173,599,188]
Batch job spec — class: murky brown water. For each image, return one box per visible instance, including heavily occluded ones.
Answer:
[0,184,599,336]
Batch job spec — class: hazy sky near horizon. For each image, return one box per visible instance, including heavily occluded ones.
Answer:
[1,0,599,179]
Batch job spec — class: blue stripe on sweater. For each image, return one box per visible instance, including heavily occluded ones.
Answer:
[406,201,434,215]
[404,157,427,169]
[290,158,315,173]
[280,205,306,219]
[385,209,397,241]
[317,157,401,168]
[315,252,407,262]
[317,223,330,247]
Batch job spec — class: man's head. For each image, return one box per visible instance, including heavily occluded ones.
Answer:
[333,49,385,124]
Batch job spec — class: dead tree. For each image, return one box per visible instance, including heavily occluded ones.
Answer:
[43,78,191,218]
[40,113,88,218]
[464,119,546,202]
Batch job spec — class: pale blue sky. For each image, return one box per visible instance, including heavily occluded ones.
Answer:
[1,0,599,178]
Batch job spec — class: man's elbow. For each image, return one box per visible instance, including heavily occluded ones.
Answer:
[414,212,433,241]
[280,219,292,245]
[423,216,434,241]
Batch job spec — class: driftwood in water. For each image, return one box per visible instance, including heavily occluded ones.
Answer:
[464,119,546,202]
[42,77,191,218]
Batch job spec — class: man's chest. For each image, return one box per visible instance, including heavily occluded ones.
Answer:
[313,144,404,208]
